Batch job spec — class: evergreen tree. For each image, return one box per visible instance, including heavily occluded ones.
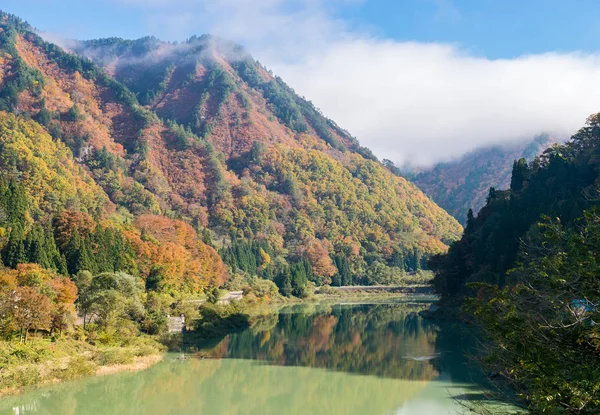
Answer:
[110,230,131,272]
[275,266,292,297]
[2,222,25,268]
[44,229,65,273]
[486,186,497,203]
[282,171,303,202]
[66,104,81,122]
[56,254,68,276]
[510,158,529,192]
[146,265,164,292]
[76,237,96,275]
[333,255,351,286]
[64,228,95,275]
[24,225,51,268]
[92,225,111,273]
[5,180,27,226]
[331,271,341,287]
[64,227,82,275]
[302,258,314,281]
[466,208,474,230]
[291,262,308,297]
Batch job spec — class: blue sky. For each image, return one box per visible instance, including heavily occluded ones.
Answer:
[4,0,600,165]
[3,0,599,59]
[345,0,600,59]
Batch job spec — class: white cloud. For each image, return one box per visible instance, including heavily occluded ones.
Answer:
[274,43,600,165]
[111,0,600,166]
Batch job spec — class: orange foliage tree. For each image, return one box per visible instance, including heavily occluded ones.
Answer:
[0,264,78,341]
[303,238,337,282]
[126,215,228,292]
[53,210,96,248]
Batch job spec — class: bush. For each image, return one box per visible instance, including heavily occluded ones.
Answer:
[52,355,96,381]
[315,285,336,295]
[192,303,250,339]
[134,344,157,357]
[400,270,434,285]
[0,365,41,389]
[95,348,134,366]
[206,286,220,304]
[0,342,50,365]
[66,104,82,122]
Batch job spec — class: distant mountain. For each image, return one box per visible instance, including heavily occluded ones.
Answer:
[0,12,461,292]
[411,135,560,224]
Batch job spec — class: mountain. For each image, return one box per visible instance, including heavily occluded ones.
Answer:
[0,11,461,293]
[429,115,600,413]
[430,118,600,300]
[411,135,559,223]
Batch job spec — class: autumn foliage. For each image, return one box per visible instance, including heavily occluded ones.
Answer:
[0,12,461,297]
[128,215,227,292]
[0,264,77,341]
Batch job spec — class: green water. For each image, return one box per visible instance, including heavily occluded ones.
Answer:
[0,301,516,414]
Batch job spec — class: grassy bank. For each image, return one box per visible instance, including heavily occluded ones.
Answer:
[0,336,165,396]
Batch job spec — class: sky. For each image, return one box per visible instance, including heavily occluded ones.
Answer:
[4,0,600,165]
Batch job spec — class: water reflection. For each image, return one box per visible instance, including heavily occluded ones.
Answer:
[0,302,504,415]
[190,303,442,382]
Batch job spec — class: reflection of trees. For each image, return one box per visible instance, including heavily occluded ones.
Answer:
[0,305,486,415]
[430,320,488,385]
[205,304,440,381]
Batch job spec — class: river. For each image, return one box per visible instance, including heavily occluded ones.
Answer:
[0,299,518,414]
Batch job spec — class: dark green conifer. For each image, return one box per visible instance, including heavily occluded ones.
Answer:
[275,266,292,297]
[3,223,26,268]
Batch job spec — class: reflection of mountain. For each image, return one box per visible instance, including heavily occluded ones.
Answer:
[195,304,441,381]
[0,304,500,415]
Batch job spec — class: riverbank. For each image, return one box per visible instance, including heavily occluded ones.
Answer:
[0,287,435,397]
[0,337,165,396]
[0,301,518,415]
[226,284,437,318]
[313,284,434,301]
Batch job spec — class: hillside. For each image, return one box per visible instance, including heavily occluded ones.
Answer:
[0,11,461,294]
[429,115,600,412]
[411,135,559,223]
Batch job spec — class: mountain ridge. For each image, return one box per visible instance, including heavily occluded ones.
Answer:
[411,135,561,223]
[0,10,461,292]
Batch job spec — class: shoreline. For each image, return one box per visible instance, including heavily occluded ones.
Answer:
[95,353,164,377]
[0,353,164,397]
[0,341,165,397]
[0,289,435,398]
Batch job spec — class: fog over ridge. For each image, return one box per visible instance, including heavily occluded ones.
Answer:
[45,0,600,166]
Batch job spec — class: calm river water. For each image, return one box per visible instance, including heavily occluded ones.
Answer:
[0,300,518,414]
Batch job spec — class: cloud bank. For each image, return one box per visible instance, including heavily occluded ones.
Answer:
[113,0,600,166]
[274,43,600,165]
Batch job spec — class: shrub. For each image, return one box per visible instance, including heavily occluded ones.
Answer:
[52,355,96,381]
[0,365,41,389]
[134,344,157,357]
[95,348,134,366]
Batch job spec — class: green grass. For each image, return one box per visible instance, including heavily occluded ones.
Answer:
[0,336,164,395]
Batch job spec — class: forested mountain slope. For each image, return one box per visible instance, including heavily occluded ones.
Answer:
[0,12,461,293]
[430,115,600,412]
[431,123,598,298]
[412,135,559,223]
